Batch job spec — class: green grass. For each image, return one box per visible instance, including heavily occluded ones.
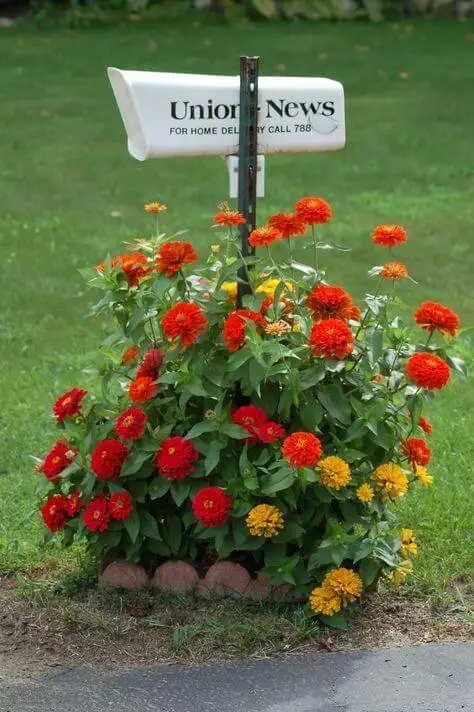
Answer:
[0,18,473,603]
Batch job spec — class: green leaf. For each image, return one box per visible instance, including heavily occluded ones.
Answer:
[219,423,249,439]
[124,510,140,543]
[186,421,218,439]
[149,477,171,500]
[317,385,352,425]
[170,480,191,507]
[300,398,324,431]
[353,539,374,563]
[140,511,162,540]
[359,558,381,585]
[261,467,296,495]
[162,515,182,555]
[299,363,326,390]
[320,612,348,630]
[205,440,222,475]
[121,451,151,477]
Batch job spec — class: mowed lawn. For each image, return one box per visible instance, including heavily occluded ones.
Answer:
[0,18,473,600]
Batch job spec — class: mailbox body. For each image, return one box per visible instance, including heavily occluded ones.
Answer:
[108,68,345,160]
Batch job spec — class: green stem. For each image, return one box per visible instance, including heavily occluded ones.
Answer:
[311,225,319,273]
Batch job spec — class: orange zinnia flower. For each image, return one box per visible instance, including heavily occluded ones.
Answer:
[282,432,322,468]
[294,197,332,225]
[268,212,307,238]
[249,225,282,248]
[308,318,354,360]
[122,346,138,364]
[223,309,266,352]
[406,352,450,390]
[372,224,407,247]
[128,376,158,403]
[161,302,207,347]
[418,416,432,435]
[110,253,151,287]
[413,301,459,337]
[381,261,408,280]
[306,285,355,322]
[144,202,167,213]
[400,437,431,468]
[213,210,246,227]
[155,241,199,277]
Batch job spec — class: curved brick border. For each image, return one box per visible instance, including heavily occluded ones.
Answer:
[99,559,295,601]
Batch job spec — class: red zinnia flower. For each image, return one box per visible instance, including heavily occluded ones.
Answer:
[372,224,407,247]
[232,405,268,439]
[156,436,199,480]
[112,253,151,287]
[41,494,68,532]
[192,486,233,527]
[223,309,266,352]
[294,197,332,225]
[213,210,246,227]
[161,302,207,347]
[41,441,78,481]
[128,376,158,403]
[268,212,307,238]
[65,491,82,517]
[419,416,432,435]
[155,241,199,277]
[381,261,408,281]
[413,301,459,337]
[249,225,282,248]
[306,285,354,322]
[53,387,87,422]
[91,439,129,480]
[135,348,164,380]
[257,421,286,443]
[122,346,138,364]
[261,295,293,318]
[83,495,110,532]
[308,318,354,360]
[108,490,133,520]
[115,406,148,440]
[406,352,450,390]
[400,437,431,467]
[282,432,322,468]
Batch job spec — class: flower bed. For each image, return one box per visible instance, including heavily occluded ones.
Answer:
[35,198,463,627]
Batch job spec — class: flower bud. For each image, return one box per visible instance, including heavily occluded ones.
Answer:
[205,409,216,421]
[210,244,220,254]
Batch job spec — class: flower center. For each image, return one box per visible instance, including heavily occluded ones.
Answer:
[93,511,100,519]
[52,456,60,464]
[168,447,175,455]
[203,500,214,510]
[123,416,134,426]
[62,397,72,406]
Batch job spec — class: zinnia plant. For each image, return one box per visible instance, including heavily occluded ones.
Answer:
[35,199,465,627]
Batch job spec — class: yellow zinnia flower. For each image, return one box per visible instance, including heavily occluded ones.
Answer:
[256,278,293,298]
[400,528,418,558]
[323,567,363,605]
[144,201,167,213]
[220,281,238,303]
[372,463,408,501]
[246,504,284,538]
[356,483,375,503]
[388,559,413,586]
[309,584,341,616]
[318,456,351,490]
[414,464,433,486]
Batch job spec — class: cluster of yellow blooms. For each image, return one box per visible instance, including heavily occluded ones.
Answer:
[246,504,284,538]
[309,568,363,616]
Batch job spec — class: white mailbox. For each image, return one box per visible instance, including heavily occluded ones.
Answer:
[108,68,345,161]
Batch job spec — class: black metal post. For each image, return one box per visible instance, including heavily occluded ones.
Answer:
[237,56,259,308]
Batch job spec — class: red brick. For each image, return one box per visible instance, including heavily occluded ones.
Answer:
[199,561,252,599]
[152,561,199,594]
[99,560,148,590]
[246,574,273,601]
